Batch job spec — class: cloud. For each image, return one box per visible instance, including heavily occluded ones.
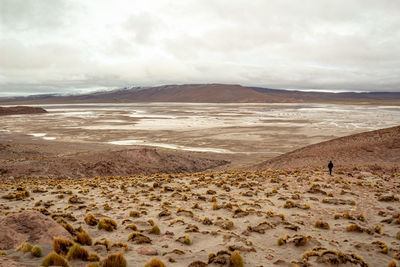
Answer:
[1,0,399,96]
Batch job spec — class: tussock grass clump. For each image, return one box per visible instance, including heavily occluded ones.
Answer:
[314,221,330,230]
[277,234,308,247]
[16,242,33,252]
[203,217,213,225]
[57,219,76,235]
[232,207,249,218]
[378,195,399,202]
[74,230,92,245]
[177,234,192,245]
[125,223,138,231]
[277,237,286,246]
[0,251,7,256]
[372,240,389,254]
[212,203,220,210]
[396,231,400,240]
[66,243,89,260]
[31,245,43,257]
[176,207,194,217]
[149,224,161,235]
[373,224,382,234]
[41,252,70,267]
[86,263,100,267]
[87,252,100,262]
[144,257,167,267]
[94,239,111,250]
[129,210,140,217]
[104,202,111,211]
[346,224,364,233]
[293,235,308,246]
[53,237,74,255]
[97,218,117,231]
[206,189,216,195]
[247,220,274,234]
[356,213,366,222]
[148,218,155,226]
[68,195,83,204]
[128,231,152,244]
[230,250,244,267]
[283,199,296,208]
[102,251,127,267]
[111,242,129,251]
[84,213,99,226]
[215,218,234,230]
[188,260,207,266]
[388,260,399,267]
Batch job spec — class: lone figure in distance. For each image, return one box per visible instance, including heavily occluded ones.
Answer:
[328,161,334,176]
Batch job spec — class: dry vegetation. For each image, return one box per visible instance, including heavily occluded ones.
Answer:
[0,168,399,266]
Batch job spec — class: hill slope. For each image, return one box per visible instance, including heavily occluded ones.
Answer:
[253,125,400,172]
[0,140,229,178]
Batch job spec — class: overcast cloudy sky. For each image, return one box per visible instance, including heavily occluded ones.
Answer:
[1,0,399,96]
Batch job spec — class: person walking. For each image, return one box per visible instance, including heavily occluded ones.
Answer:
[328,161,333,176]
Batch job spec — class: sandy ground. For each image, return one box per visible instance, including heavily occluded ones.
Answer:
[0,169,399,266]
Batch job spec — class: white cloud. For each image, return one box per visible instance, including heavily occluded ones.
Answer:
[0,0,399,96]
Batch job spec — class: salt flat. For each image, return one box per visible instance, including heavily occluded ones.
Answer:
[1,103,399,157]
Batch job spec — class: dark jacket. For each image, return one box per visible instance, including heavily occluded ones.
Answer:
[328,162,333,169]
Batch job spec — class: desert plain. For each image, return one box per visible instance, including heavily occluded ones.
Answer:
[0,103,399,267]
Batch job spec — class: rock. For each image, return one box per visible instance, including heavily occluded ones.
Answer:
[0,211,71,250]
[137,246,158,256]
[0,106,47,116]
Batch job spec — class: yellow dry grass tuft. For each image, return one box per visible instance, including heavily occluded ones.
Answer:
[16,242,33,253]
[144,257,167,267]
[314,220,330,230]
[230,250,244,267]
[84,212,99,226]
[53,237,74,255]
[102,251,127,267]
[66,243,89,261]
[31,245,43,257]
[74,229,93,245]
[41,252,70,267]
[97,218,118,231]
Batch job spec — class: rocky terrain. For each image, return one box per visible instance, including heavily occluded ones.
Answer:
[254,126,400,173]
[0,168,399,266]
[0,106,47,116]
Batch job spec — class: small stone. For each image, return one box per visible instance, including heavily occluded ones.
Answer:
[165,231,174,236]
[241,230,250,236]
[137,246,158,256]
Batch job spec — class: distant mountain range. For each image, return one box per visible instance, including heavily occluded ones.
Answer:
[1,84,399,104]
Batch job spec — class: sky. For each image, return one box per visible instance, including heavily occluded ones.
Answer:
[1,0,400,96]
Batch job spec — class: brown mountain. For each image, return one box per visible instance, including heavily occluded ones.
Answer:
[253,126,400,172]
[0,84,292,104]
[3,83,399,104]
